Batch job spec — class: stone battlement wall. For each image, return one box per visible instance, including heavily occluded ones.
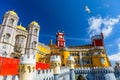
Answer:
[36,69,54,80]
[75,67,114,74]
[60,66,70,74]
[0,75,18,80]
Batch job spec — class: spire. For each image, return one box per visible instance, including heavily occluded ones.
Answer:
[50,39,53,45]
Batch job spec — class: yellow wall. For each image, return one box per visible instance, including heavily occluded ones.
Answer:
[92,56,110,67]
[36,43,50,62]
[60,50,70,66]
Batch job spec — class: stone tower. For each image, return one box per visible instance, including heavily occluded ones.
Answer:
[19,21,40,80]
[25,21,40,57]
[67,56,75,80]
[0,10,19,57]
[56,31,65,48]
[50,55,61,80]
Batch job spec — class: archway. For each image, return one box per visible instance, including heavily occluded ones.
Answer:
[77,75,87,80]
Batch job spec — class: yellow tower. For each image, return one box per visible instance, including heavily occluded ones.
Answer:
[60,47,70,66]
[91,48,111,67]
[19,55,36,80]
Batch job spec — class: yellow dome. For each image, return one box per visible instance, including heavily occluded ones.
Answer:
[7,10,17,16]
[31,21,39,25]
[17,25,27,31]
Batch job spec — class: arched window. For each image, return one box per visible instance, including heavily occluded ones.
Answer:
[27,66,31,73]
[15,36,25,52]
[9,18,14,25]
[21,66,25,72]
[3,33,10,43]
[34,29,38,35]
[32,41,37,49]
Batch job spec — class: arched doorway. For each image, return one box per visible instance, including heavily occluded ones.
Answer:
[77,75,87,80]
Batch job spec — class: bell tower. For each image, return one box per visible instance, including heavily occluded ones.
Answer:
[0,10,19,57]
[56,31,65,48]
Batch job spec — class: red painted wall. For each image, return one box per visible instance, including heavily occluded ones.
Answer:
[0,56,50,75]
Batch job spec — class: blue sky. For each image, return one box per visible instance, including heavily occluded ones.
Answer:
[0,0,120,66]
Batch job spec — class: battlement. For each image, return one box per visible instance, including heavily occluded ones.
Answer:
[0,75,18,80]
[20,54,36,65]
[50,55,61,62]
[67,56,74,61]
[60,66,70,74]
[37,69,53,74]
[75,67,114,74]
[36,69,54,80]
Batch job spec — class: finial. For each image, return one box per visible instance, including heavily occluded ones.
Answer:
[20,22,22,26]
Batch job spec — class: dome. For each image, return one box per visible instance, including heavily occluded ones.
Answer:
[30,21,39,26]
[6,10,18,16]
[17,24,27,31]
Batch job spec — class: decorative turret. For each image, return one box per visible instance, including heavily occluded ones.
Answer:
[56,31,65,48]
[67,56,74,69]
[67,56,75,80]
[19,54,36,80]
[50,55,61,80]
[50,55,61,74]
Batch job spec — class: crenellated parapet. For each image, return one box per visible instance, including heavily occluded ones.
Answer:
[75,67,115,74]
[36,69,54,80]
[20,54,36,65]
[0,75,19,80]
[60,66,70,74]
[19,54,36,80]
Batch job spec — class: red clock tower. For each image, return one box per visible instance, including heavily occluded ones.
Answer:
[56,31,65,48]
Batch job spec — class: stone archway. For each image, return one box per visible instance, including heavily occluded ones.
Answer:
[77,75,87,80]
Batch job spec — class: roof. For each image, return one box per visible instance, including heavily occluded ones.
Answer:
[31,21,39,26]
[16,25,27,31]
[6,10,18,16]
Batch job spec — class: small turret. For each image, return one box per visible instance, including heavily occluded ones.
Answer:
[56,31,65,48]
[50,55,61,80]
[67,56,75,80]
[19,54,36,80]
[50,55,61,74]
[67,56,74,69]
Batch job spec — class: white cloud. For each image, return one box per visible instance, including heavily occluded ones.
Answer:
[108,39,120,62]
[88,16,120,38]
[108,52,120,61]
